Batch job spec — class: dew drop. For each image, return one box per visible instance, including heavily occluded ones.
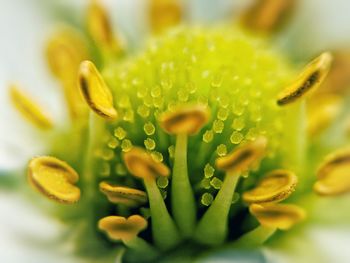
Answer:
[144,122,156,135]
[213,119,224,133]
[204,163,215,178]
[157,176,169,189]
[217,144,227,156]
[230,131,244,144]
[201,193,214,206]
[121,139,132,152]
[203,130,214,143]
[210,177,223,189]
[144,138,156,150]
[114,127,127,140]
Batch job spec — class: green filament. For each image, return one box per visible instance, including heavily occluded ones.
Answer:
[172,134,197,237]
[194,171,240,245]
[230,225,276,248]
[143,177,180,250]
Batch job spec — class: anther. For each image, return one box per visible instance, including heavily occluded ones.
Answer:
[99,181,148,207]
[277,52,333,106]
[10,85,53,130]
[28,156,80,204]
[243,169,298,204]
[78,60,118,120]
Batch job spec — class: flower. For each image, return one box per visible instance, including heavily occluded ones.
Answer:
[2,0,350,262]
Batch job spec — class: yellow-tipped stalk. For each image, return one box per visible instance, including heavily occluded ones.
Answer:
[194,137,267,245]
[160,104,210,237]
[98,215,159,260]
[124,147,180,251]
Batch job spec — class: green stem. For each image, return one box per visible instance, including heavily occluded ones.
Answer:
[144,177,180,251]
[172,133,196,237]
[194,171,240,245]
[124,237,159,260]
[230,225,276,248]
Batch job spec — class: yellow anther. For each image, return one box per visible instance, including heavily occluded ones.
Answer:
[9,85,53,130]
[78,60,118,120]
[241,0,296,33]
[249,203,306,230]
[159,104,210,135]
[98,215,148,242]
[216,136,267,173]
[46,28,88,80]
[314,148,350,196]
[124,147,170,180]
[307,94,342,136]
[149,0,182,34]
[243,169,298,204]
[99,181,147,207]
[87,0,123,53]
[46,28,89,119]
[28,156,80,204]
[277,52,333,106]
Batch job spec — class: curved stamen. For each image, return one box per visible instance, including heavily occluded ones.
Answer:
[28,156,80,204]
[99,181,148,207]
[78,60,118,120]
[124,147,180,250]
[160,104,210,237]
[243,169,298,204]
[194,137,267,246]
[9,85,53,130]
[98,215,159,260]
[277,52,333,106]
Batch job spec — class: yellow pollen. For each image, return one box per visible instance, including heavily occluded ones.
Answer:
[168,145,175,158]
[9,85,53,130]
[243,169,298,204]
[217,144,228,156]
[203,130,214,143]
[204,163,215,178]
[277,52,333,106]
[213,119,224,133]
[78,60,118,120]
[230,131,244,144]
[28,156,80,204]
[157,176,169,189]
[210,177,223,190]
[121,139,133,152]
[201,193,214,206]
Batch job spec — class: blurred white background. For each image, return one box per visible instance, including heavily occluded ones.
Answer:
[1,0,350,262]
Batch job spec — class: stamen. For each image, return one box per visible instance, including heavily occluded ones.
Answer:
[149,0,182,33]
[87,0,124,54]
[99,181,148,207]
[216,136,267,173]
[46,28,88,119]
[159,104,210,135]
[9,85,53,130]
[124,148,180,250]
[98,215,159,260]
[78,60,118,120]
[241,0,296,33]
[314,148,350,196]
[28,156,80,204]
[159,104,210,237]
[249,203,306,230]
[243,169,298,204]
[277,52,333,106]
[195,137,267,245]
[307,94,342,136]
